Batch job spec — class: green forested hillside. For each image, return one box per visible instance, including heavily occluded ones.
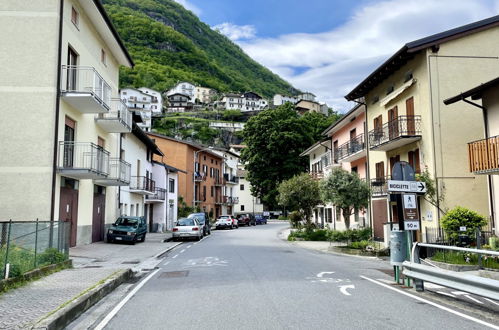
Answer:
[102,0,298,97]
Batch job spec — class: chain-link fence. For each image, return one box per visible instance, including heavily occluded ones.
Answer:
[0,220,70,279]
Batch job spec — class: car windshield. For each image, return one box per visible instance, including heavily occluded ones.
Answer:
[115,218,138,227]
[177,218,195,226]
[218,216,229,220]
[188,214,205,223]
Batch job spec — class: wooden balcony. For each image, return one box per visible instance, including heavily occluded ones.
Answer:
[468,135,499,174]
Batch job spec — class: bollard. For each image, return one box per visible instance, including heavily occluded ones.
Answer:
[3,220,12,279]
[34,219,39,268]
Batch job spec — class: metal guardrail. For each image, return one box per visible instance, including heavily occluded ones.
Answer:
[402,243,499,300]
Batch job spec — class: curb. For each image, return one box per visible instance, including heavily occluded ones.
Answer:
[154,242,182,259]
[33,269,133,330]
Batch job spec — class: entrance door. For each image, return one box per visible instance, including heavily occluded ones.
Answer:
[406,97,415,135]
[92,185,106,242]
[59,180,79,247]
[67,47,78,90]
[149,204,154,232]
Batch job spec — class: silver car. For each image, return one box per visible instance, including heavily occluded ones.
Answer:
[172,217,203,241]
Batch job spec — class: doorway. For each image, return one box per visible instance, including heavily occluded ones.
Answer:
[92,185,106,243]
[59,178,79,247]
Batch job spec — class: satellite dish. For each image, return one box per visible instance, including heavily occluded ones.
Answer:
[391,161,415,181]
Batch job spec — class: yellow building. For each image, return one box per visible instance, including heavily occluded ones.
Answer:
[0,0,133,246]
[345,16,499,243]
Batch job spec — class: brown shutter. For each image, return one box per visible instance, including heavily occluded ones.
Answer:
[415,148,421,173]
[406,97,415,134]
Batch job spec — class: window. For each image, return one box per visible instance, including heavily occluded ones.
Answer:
[375,161,384,179]
[203,186,206,201]
[372,96,379,104]
[386,85,394,95]
[169,179,175,193]
[71,7,79,27]
[101,49,106,65]
[351,166,358,173]
[240,184,244,191]
[211,186,214,197]
[404,71,413,83]
[408,149,421,173]
[241,205,245,211]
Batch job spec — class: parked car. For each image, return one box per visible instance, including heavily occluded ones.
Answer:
[237,213,256,226]
[187,212,211,236]
[172,217,203,241]
[216,215,238,229]
[107,216,147,244]
[255,214,267,225]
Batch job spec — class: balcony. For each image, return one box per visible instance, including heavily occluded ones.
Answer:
[60,65,111,113]
[370,176,391,197]
[309,172,324,180]
[194,193,206,203]
[194,172,206,182]
[57,142,109,179]
[215,196,224,205]
[95,99,132,133]
[223,196,239,205]
[94,158,131,186]
[145,188,167,203]
[224,173,239,184]
[369,116,422,151]
[214,176,224,187]
[129,176,155,195]
[468,135,499,174]
[337,134,366,162]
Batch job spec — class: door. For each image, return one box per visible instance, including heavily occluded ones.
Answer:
[349,128,357,153]
[373,115,383,144]
[97,137,105,174]
[388,106,399,139]
[406,97,415,135]
[92,185,106,243]
[63,117,75,168]
[149,204,154,232]
[372,199,388,240]
[67,47,78,90]
[59,180,78,247]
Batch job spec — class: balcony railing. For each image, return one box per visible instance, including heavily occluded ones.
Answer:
[215,195,224,204]
[57,142,109,179]
[223,196,239,205]
[468,135,499,174]
[95,158,131,186]
[61,65,111,113]
[194,172,206,182]
[195,193,206,203]
[95,99,132,133]
[214,176,224,186]
[370,176,391,197]
[129,176,155,195]
[145,188,167,202]
[337,134,366,161]
[309,172,324,180]
[369,116,422,151]
[224,173,239,184]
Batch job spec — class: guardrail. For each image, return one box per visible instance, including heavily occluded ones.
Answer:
[402,243,499,300]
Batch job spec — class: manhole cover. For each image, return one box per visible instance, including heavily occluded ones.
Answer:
[159,271,189,278]
[84,265,102,268]
[122,261,140,264]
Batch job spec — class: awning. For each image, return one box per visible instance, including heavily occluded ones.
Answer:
[380,78,416,107]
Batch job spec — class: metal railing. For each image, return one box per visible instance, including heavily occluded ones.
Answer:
[58,142,110,175]
[130,176,155,193]
[403,243,499,300]
[61,65,111,108]
[468,135,499,174]
[1,220,70,279]
[223,196,239,205]
[370,176,390,196]
[194,172,206,182]
[95,99,132,131]
[146,188,167,201]
[214,176,224,186]
[369,115,421,149]
[309,172,324,180]
[107,158,131,184]
[224,173,239,184]
[337,134,365,160]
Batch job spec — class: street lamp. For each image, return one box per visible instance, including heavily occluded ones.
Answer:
[193,147,213,208]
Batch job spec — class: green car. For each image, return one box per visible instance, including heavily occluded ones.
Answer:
[107,216,147,244]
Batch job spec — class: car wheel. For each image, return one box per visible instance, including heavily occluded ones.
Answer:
[140,234,146,242]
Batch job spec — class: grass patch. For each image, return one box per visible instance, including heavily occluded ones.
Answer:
[288,227,372,242]
[431,251,499,269]
[1,246,68,278]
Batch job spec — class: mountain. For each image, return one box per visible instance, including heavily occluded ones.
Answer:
[102,0,299,97]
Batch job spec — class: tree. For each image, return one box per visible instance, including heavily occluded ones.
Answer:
[241,103,313,208]
[320,168,370,229]
[222,109,243,122]
[300,110,341,142]
[440,206,488,241]
[277,173,322,226]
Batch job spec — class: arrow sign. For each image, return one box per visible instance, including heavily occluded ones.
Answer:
[387,180,426,194]
[317,272,335,278]
[339,285,355,296]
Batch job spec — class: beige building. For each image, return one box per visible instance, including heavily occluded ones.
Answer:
[194,86,216,104]
[0,0,133,246]
[295,99,321,114]
[345,16,499,243]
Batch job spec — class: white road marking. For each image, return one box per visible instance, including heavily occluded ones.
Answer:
[436,291,456,298]
[484,298,499,306]
[317,271,335,278]
[465,295,484,304]
[94,269,160,330]
[423,283,445,289]
[163,261,170,266]
[451,291,469,296]
[186,245,192,249]
[361,276,499,330]
[180,249,186,253]
[172,254,178,259]
[377,279,395,284]
[339,284,355,296]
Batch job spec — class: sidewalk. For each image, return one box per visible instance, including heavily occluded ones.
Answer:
[0,232,180,329]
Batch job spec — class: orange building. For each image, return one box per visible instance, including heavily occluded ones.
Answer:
[147,133,224,218]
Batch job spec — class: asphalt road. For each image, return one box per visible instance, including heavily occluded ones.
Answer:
[98,223,498,330]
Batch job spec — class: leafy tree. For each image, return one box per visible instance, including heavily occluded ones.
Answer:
[440,206,488,241]
[177,196,199,217]
[277,173,322,226]
[222,110,243,122]
[320,168,370,229]
[300,111,342,142]
[241,104,314,208]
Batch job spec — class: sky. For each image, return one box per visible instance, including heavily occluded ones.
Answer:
[175,0,499,112]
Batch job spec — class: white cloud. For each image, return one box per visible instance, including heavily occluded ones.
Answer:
[173,0,201,16]
[213,22,257,41]
[236,0,499,112]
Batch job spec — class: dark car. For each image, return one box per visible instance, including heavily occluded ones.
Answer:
[255,214,267,225]
[107,216,147,244]
[237,213,256,226]
[188,212,211,236]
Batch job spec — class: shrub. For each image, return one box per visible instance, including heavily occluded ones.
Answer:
[348,240,371,250]
[440,206,488,241]
[37,248,67,266]
[307,229,328,241]
[278,215,288,220]
[288,211,303,228]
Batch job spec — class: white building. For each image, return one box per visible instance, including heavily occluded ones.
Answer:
[297,92,317,102]
[120,88,153,132]
[195,86,216,104]
[273,94,298,106]
[218,92,268,112]
[167,82,195,101]
[212,149,240,215]
[138,87,163,116]
[234,167,264,215]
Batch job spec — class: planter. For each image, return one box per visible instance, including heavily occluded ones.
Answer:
[425,259,479,272]
[329,246,389,257]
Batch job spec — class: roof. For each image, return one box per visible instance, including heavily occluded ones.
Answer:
[146,132,224,159]
[211,147,241,159]
[322,103,364,136]
[132,123,163,156]
[167,92,191,98]
[345,14,499,100]
[443,76,499,105]
[152,161,187,174]
[91,0,134,67]
[120,87,152,97]
[299,138,330,157]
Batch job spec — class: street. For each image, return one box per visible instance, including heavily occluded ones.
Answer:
[83,223,497,330]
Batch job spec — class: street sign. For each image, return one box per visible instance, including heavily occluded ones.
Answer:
[402,193,420,231]
[404,221,420,230]
[387,180,426,193]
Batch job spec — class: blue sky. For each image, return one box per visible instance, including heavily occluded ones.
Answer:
[176,0,499,112]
